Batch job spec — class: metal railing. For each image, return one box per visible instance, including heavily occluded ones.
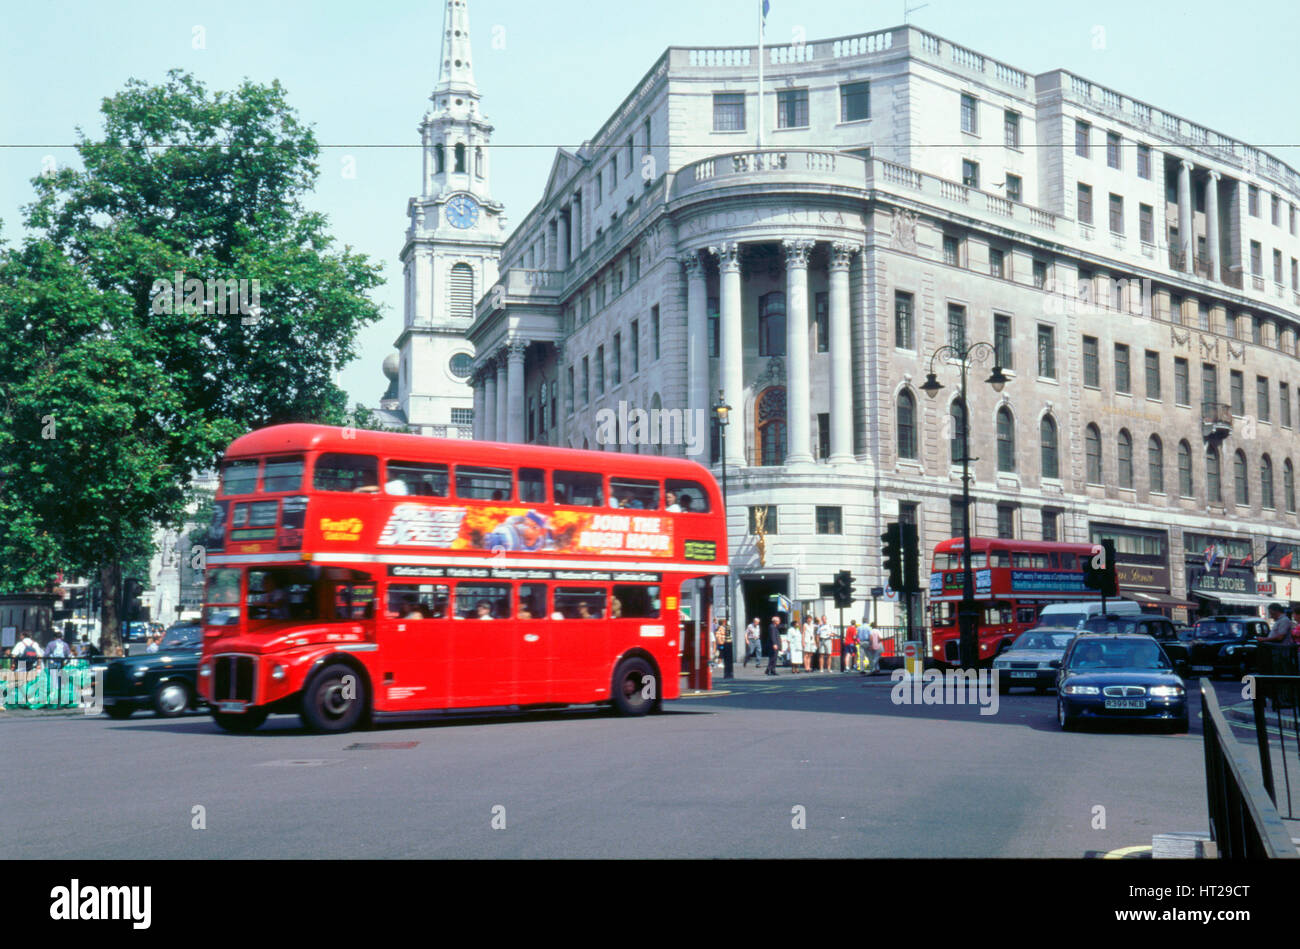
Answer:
[1201,680,1298,858]
[1246,643,1300,818]
[1,658,104,709]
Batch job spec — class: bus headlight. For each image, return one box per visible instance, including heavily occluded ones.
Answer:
[271,664,287,681]
[198,662,211,678]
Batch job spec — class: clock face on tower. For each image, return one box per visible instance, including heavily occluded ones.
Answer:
[445,194,481,229]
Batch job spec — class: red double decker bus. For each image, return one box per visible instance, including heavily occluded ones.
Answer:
[928,537,1099,665]
[196,424,728,732]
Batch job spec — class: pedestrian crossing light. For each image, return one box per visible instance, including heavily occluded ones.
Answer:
[881,523,904,592]
[832,570,855,608]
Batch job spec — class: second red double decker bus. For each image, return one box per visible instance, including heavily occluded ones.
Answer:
[928,537,1101,665]
[196,424,728,732]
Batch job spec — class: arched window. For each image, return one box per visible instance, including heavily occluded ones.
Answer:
[1206,446,1222,502]
[1085,424,1102,483]
[756,386,787,466]
[950,399,967,466]
[1262,454,1276,509]
[996,406,1015,472]
[1040,414,1059,480]
[449,263,475,321]
[1234,450,1249,506]
[475,146,484,177]
[1178,440,1193,497]
[1117,429,1133,488]
[897,389,917,460]
[758,292,786,357]
[1286,459,1296,513]
[435,143,445,174]
[454,142,467,173]
[1148,435,1164,493]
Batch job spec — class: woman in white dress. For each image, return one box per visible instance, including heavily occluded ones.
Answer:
[786,620,803,673]
[802,618,816,672]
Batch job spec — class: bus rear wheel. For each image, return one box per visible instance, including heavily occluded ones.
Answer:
[611,657,656,717]
[300,663,367,733]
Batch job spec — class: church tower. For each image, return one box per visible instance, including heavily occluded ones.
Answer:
[395,0,505,435]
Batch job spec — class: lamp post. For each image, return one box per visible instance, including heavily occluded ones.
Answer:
[919,342,1009,669]
[713,390,734,680]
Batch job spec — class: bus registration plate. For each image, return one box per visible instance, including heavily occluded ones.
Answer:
[218,701,247,713]
[1104,699,1145,710]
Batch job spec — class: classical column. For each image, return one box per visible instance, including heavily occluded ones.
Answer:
[681,252,709,442]
[472,372,486,440]
[828,242,860,465]
[783,239,815,466]
[506,339,528,444]
[482,365,498,441]
[1177,159,1193,273]
[710,242,746,468]
[552,342,566,446]
[1206,170,1221,282]
[494,350,509,443]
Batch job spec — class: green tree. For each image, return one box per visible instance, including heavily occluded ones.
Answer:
[0,71,383,653]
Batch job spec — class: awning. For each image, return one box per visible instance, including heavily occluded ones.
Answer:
[1123,592,1197,610]
[1193,591,1279,608]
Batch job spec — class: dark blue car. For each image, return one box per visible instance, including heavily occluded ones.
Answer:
[1056,633,1188,732]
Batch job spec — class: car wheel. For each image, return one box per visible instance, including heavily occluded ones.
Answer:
[300,663,367,733]
[211,709,268,733]
[152,681,191,718]
[1057,697,1078,731]
[998,676,1010,695]
[610,657,657,716]
[105,705,134,720]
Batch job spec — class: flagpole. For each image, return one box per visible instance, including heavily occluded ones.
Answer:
[756,0,764,152]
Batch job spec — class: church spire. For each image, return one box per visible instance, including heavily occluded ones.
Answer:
[435,0,478,99]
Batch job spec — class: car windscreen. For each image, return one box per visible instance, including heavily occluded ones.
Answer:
[161,627,202,649]
[1011,631,1075,651]
[1082,616,1139,635]
[1067,638,1172,670]
[1043,612,1086,630]
[1193,621,1246,640]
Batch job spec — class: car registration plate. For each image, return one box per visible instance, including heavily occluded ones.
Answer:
[218,701,247,713]
[1104,698,1145,709]
[1010,671,1036,678]
[1192,666,1214,673]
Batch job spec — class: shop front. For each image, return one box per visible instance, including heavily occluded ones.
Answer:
[1267,542,1300,611]
[1090,523,1193,622]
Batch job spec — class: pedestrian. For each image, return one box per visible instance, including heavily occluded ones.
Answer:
[817,615,833,672]
[1262,603,1298,708]
[1263,603,1293,643]
[714,620,729,669]
[789,617,805,673]
[766,616,782,675]
[146,633,161,654]
[797,616,811,672]
[857,618,874,674]
[44,628,74,671]
[743,617,762,667]
[10,630,43,675]
[863,621,884,675]
[844,620,858,672]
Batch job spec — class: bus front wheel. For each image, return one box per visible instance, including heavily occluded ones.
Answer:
[300,663,367,733]
[611,657,656,717]
[212,708,268,733]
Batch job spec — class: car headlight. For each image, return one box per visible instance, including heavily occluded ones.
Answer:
[993,659,1009,669]
[1064,684,1099,695]
[1223,646,1237,655]
[271,664,287,681]
[1150,685,1184,697]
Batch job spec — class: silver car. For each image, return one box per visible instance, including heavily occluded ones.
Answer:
[992,627,1078,693]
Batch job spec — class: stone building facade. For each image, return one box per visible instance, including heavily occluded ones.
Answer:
[465,23,1300,625]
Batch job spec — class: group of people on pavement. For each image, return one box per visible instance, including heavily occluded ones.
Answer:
[737,615,885,676]
[6,625,109,674]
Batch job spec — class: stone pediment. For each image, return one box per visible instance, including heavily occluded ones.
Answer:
[543,149,583,205]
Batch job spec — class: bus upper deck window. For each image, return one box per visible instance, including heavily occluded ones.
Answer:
[609,478,659,510]
[989,550,1011,568]
[664,478,710,512]
[262,456,304,492]
[1058,553,1078,570]
[221,459,260,496]
[314,454,379,493]
[386,461,449,497]
[553,471,603,507]
[455,466,513,501]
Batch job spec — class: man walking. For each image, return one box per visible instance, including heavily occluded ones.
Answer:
[843,621,858,672]
[765,615,782,676]
[743,618,762,667]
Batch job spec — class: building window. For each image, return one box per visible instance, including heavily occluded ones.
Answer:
[897,389,917,460]
[748,505,777,534]
[1042,508,1060,542]
[1006,174,1022,203]
[1263,455,1276,509]
[1273,194,1282,227]
[451,407,474,428]
[1083,336,1099,387]
[961,93,978,134]
[1075,120,1090,157]
[1286,460,1297,513]
[1174,358,1189,405]
[814,292,829,353]
[581,356,589,404]
[816,507,842,535]
[996,407,1016,472]
[1234,450,1249,506]
[1170,293,1183,325]
[777,88,808,128]
[707,297,719,358]
[950,399,967,465]
[1252,315,1262,344]
[1202,363,1218,408]
[1117,429,1134,489]
[758,291,786,357]
[1085,424,1102,483]
[1258,375,1271,422]
[625,136,634,176]
[1139,203,1154,244]
[651,305,660,360]
[1178,440,1193,497]
[643,117,652,155]
[630,320,639,375]
[1032,259,1047,289]
[566,366,574,414]
[943,234,961,267]
[950,498,967,538]
[1041,414,1059,479]
[1107,131,1122,169]
[994,313,1012,369]
[611,333,622,386]
[449,263,475,320]
[713,92,746,131]
[1230,370,1244,415]
[595,171,602,205]
[595,345,605,394]
[1114,343,1130,394]
[1198,301,1210,331]
[1137,143,1151,179]
[840,81,870,122]
[1037,325,1056,379]
[1149,436,1164,494]
[1206,447,1222,503]
[1004,110,1019,148]
[947,304,966,351]
[756,386,787,466]
[1077,183,1093,224]
[962,159,979,189]
[1249,185,1260,217]
[1275,249,1284,284]
[996,504,1016,539]
[895,291,915,350]
[1251,241,1263,275]
[1109,193,1124,234]
[989,247,1004,278]
[1282,382,1291,428]
[454,142,466,173]
[817,413,830,460]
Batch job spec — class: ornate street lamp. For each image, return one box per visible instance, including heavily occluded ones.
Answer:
[921,342,1010,668]
[713,389,734,679]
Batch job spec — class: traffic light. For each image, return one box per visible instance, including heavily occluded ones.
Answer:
[1083,539,1119,597]
[122,578,144,623]
[881,523,903,592]
[901,523,920,593]
[832,570,855,608]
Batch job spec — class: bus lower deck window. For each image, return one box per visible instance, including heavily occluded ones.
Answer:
[612,584,659,618]
[555,587,606,619]
[455,583,509,619]
[517,584,547,619]
[388,583,449,619]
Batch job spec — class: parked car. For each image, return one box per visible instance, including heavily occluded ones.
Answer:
[992,627,1076,693]
[1081,614,1188,665]
[1180,615,1269,679]
[1056,633,1188,732]
[102,623,205,718]
[124,622,150,643]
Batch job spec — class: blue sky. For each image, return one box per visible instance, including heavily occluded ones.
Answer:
[3,0,1297,407]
